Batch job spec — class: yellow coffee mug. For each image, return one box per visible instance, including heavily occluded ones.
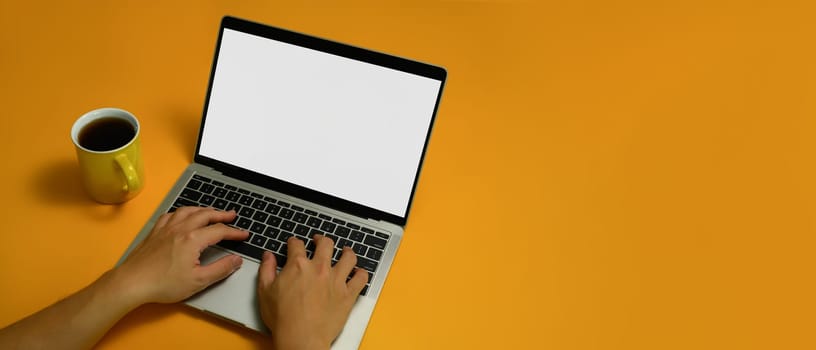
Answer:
[71,107,145,204]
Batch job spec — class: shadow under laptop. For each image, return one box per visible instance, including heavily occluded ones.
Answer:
[97,303,270,349]
[30,158,126,220]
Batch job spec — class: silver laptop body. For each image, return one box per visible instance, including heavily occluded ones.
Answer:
[117,16,446,349]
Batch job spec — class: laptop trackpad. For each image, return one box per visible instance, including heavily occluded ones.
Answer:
[185,247,267,333]
[185,246,375,349]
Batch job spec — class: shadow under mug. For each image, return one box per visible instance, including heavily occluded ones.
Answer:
[71,107,145,204]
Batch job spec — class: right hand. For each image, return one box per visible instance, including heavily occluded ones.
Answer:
[257,235,369,350]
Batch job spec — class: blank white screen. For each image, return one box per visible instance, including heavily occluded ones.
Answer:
[199,29,441,217]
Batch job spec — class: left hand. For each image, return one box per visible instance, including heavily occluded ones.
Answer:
[114,207,249,305]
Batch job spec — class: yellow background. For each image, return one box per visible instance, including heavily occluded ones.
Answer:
[1,0,814,349]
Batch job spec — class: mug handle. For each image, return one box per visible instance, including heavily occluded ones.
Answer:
[114,154,141,195]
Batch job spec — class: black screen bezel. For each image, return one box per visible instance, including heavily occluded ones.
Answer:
[194,16,446,226]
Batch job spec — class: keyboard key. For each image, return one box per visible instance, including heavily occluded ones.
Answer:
[239,195,254,206]
[277,200,290,208]
[338,238,353,248]
[318,214,332,221]
[352,243,367,255]
[239,207,255,218]
[180,188,202,201]
[200,183,215,194]
[212,180,224,187]
[253,211,269,222]
[366,247,383,260]
[347,223,361,230]
[274,252,288,267]
[364,235,387,250]
[310,229,324,238]
[212,188,227,198]
[350,230,365,242]
[237,217,252,229]
[252,199,267,210]
[264,196,277,203]
[375,232,389,240]
[335,226,350,238]
[360,285,369,296]
[226,191,241,202]
[361,227,375,234]
[192,174,211,182]
[267,216,282,227]
[238,189,250,195]
[279,231,293,241]
[224,184,237,191]
[265,204,281,215]
[281,220,296,231]
[280,208,294,219]
[305,209,318,216]
[250,192,263,198]
[213,199,228,209]
[173,197,198,207]
[168,206,179,213]
[250,235,267,247]
[306,217,322,228]
[294,224,310,235]
[293,212,308,224]
[332,218,346,225]
[264,239,281,252]
[200,195,215,205]
[291,205,304,212]
[320,221,336,233]
[217,240,263,260]
[356,256,378,272]
[226,203,241,213]
[334,248,343,260]
[250,222,266,234]
[263,227,280,239]
[186,179,202,190]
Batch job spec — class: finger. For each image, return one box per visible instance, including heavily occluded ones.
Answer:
[194,254,243,288]
[312,234,334,262]
[177,208,237,232]
[153,212,172,230]
[257,251,278,291]
[346,267,368,296]
[286,236,307,262]
[195,223,249,248]
[166,206,207,224]
[334,247,358,283]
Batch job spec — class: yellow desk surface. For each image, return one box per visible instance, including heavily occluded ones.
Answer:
[1,1,814,349]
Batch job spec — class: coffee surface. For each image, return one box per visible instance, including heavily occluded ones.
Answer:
[78,117,136,152]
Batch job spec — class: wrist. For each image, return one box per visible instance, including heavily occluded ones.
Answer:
[273,335,330,350]
[96,268,150,312]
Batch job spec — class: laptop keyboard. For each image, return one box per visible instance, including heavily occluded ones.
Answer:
[168,174,390,296]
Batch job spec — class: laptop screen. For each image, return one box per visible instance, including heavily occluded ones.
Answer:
[198,26,444,219]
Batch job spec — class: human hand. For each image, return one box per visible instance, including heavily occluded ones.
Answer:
[114,207,249,305]
[257,235,369,350]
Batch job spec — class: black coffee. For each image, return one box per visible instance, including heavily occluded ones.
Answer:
[78,117,136,151]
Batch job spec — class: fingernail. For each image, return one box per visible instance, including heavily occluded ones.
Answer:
[262,251,271,261]
[233,255,243,269]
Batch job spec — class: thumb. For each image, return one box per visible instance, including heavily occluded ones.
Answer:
[196,254,243,287]
[258,251,278,291]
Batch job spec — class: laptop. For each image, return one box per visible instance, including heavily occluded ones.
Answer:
[116,16,446,349]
